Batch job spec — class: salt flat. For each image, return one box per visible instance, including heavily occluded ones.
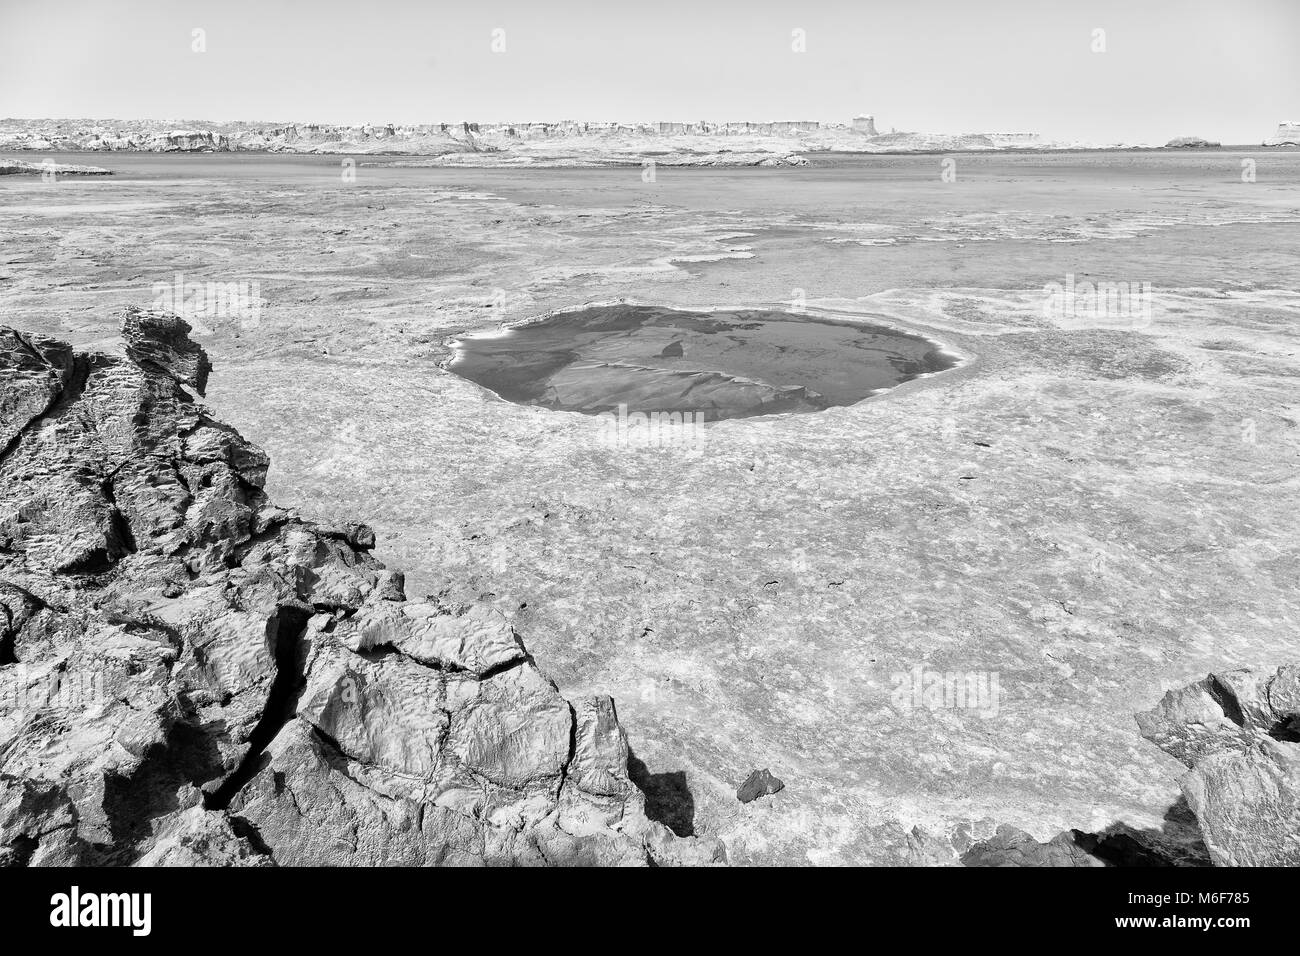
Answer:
[1,149,1298,863]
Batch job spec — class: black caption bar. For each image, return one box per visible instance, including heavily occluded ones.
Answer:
[0,865,1280,944]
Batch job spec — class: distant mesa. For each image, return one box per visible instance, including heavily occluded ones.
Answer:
[1267,121,1300,146]
[162,130,229,151]
[851,114,878,136]
[849,113,1045,150]
[1164,136,1220,148]
[0,114,1068,164]
[651,120,819,135]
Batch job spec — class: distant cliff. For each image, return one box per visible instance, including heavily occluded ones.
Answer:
[1267,121,1300,145]
[0,117,1065,164]
[0,120,474,156]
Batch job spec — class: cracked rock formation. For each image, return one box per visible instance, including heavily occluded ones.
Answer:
[0,309,723,866]
[1137,664,1300,866]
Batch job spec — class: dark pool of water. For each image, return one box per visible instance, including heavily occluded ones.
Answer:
[445,304,957,421]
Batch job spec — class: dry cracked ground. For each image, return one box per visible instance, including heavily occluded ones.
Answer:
[2,150,1299,864]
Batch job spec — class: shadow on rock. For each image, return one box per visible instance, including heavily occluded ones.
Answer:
[627,749,695,837]
[1074,796,1211,867]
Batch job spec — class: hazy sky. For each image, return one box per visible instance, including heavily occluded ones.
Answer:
[1,0,1296,143]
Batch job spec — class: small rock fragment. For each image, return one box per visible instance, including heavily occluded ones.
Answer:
[737,768,784,803]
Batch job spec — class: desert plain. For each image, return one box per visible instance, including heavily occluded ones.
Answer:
[1,148,1298,863]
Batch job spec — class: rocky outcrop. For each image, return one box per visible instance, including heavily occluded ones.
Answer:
[1136,665,1300,866]
[0,310,723,866]
[1164,136,1220,148]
